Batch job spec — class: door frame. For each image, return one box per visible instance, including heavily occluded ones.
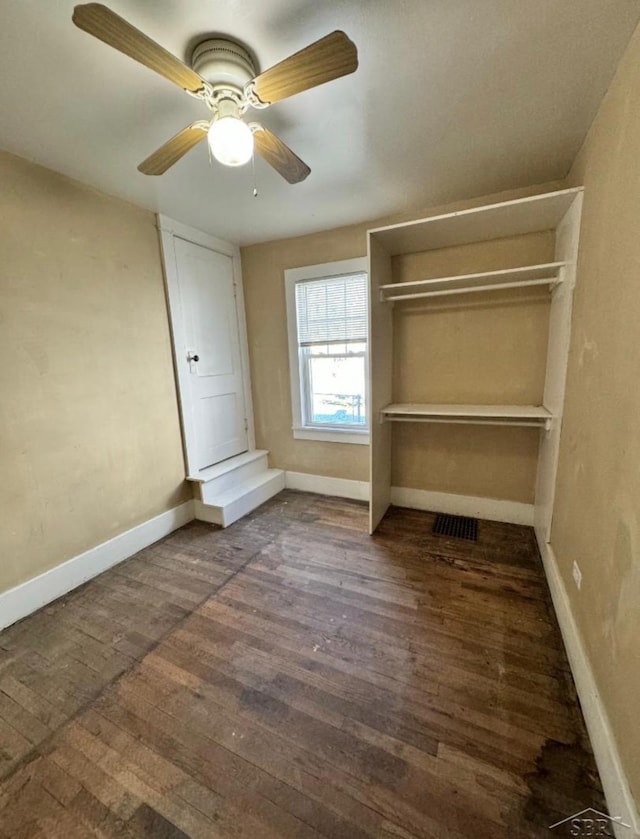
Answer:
[157,215,256,477]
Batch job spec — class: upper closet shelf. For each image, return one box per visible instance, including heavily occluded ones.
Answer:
[380,261,565,302]
[369,187,583,256]
[381,403,553,430]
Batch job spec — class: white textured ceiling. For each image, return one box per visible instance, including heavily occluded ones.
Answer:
[1,1,639,245]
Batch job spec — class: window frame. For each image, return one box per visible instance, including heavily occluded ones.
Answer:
[285,258,369,445]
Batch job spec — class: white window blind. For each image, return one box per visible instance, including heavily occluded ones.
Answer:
[295,273,368,347]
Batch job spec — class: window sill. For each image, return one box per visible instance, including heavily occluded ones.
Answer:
[293,426,370,445]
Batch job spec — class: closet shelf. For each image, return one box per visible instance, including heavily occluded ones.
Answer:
[381,403,553,429]
[368,187,582,255]
[380,262,565,302]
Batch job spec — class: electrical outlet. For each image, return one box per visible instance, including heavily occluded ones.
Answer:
[572,560,582,590]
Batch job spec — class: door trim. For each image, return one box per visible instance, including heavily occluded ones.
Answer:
[157,215,256,477]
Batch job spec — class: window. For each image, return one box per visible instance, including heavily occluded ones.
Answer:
[285,258,369,444]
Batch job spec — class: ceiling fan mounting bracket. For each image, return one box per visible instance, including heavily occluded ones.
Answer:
[244,82,270,109]
[208,86,248,115]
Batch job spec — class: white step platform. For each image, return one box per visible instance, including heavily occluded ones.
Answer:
[188,450,285,528]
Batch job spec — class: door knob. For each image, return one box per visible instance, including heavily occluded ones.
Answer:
[187,353,199,363]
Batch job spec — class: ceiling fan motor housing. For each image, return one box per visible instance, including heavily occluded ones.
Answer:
[191,38,257,95]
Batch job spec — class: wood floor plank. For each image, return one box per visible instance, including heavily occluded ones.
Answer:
[99,678,387,838]
[0,492,606,837]
[220,570,565,704]
[79,709,321,839]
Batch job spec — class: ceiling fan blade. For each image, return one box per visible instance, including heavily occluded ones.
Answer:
[73,4,207,94]
[138,123,208,175]
[251,31,358,105]
[253,126,310,184]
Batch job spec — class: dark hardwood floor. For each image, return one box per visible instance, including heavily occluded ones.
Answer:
[0,491,604,838]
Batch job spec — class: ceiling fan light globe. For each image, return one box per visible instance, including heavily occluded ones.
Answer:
[208,117,254,167]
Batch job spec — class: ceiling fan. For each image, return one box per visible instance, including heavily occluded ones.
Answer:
[72,4,359,183]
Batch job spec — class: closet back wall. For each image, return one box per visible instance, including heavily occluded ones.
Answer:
[0,151,190,595]
[241,183,561,502]
[391,231,554,503]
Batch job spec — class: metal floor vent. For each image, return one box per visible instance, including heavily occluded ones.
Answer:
[433,513,478,542]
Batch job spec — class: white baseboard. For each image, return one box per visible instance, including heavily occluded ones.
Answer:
[0,501,195,632]
[284,471,370,502]
[536,532,639,838]
[283,474,533,526]
[390,486,534,526]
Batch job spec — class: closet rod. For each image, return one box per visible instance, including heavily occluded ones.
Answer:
[382,276,560,302]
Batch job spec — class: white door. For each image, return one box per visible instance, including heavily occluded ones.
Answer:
[173,237,248,471]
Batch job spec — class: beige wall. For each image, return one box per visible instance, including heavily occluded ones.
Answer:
[241,184,561,500]
[0,151,190,594]
[241,220,373,482]
[552,23,640,804]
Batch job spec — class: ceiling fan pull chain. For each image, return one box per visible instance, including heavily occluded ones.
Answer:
[251,148,258,198]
